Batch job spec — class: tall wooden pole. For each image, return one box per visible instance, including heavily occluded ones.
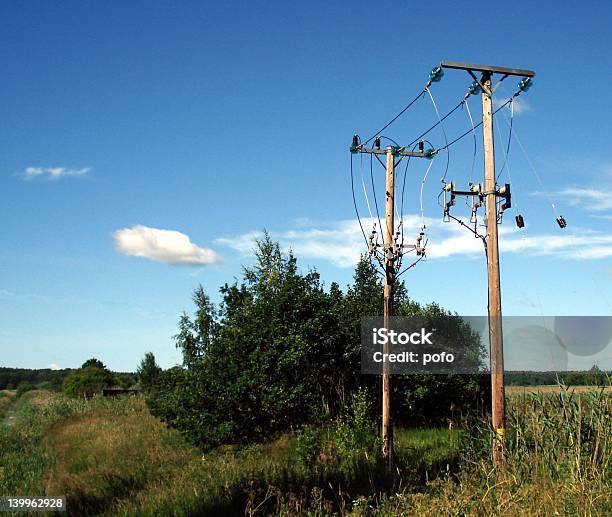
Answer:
[481,73,506,466]
[382,147,395,475]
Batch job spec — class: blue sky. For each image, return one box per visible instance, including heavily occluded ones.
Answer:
[1,1,610,371]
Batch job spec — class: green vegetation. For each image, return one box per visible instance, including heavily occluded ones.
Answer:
[0,387,609,516]
[62,360,115,398]
[0,367,69,391]
[0,390,462,515]
[2,239,609,515]
[366,386,611,516]
[0,366,138,392]
[147,235,487,451]
[136,352,161,391]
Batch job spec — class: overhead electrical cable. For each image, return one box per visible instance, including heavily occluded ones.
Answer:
[350,153,368,247]
[370,153,384,236]
[399,143,420,247]
[499,109,560,217]
[420,158,437,227]
[406,98,465,148]
[396,253,426,278]
[362,91,426,146]
[359,154,374,221]
[425,87,450,182]
[498,99,514,177]
[463,96,477,187]
[436,98,514,153]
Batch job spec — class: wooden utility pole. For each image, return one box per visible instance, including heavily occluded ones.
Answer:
[350,140,428,474]
[481,72,505,466]
[352,60,535,470]
[438,61,535,467]
[382,147,395,475]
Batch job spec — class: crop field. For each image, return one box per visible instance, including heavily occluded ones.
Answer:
[0,387,609,516]
[506,385,612,395]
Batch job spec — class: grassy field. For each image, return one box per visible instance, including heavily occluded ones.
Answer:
[0,388,610,516]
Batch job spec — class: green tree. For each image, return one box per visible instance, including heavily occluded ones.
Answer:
[147,237,489,449]
[137,352,162,391]
[81,358,106,370]
[175,286,218,369]
[63,364,113,398]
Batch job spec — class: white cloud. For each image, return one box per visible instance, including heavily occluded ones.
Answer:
[0,289,14,298]
[114,225,220,266]
[47,363,61,370]
[20,166,92,180]
[215,215,612,268]
[494,96,531,115]
[547,187,612,212]
[214,230,263,255]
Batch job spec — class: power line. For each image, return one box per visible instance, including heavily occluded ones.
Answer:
[463,97,477,187]
[370,153,384,237]
[406,98,465,148]
[350,60,539,471]
[362,91,426,145]
[420,158,437,226]
[498,99,514,177]
[399,143,419,247]
[499,108,561,219]
[425,87,450,182]
[349,153,368,247]
[436,98,513,152]
[359,154,374,221]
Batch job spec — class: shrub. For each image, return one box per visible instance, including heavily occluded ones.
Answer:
[147,237,488,451]
[15,381,33,398]
[62,366,113,398]
[294,425,322,468]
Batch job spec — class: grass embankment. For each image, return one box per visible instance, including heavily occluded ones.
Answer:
[0,391,198,514]
[0,391,460,515]
[1,386,610,516]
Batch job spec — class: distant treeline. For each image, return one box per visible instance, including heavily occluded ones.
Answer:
[506,368,609,386]
[0,367,137,391]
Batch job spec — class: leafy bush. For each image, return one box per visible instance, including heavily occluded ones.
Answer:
[332,388,378,461]
[147,235,488,451]
[63,365,113,398]
[15,381,34,398]
[294,425,322,468]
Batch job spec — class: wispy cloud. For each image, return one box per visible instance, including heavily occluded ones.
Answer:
[215,215,612,268]
[19,166,92,181]
[114,225,220,266]
[47,363,61,370]
[547,187,612,212]
[494,96,531,115]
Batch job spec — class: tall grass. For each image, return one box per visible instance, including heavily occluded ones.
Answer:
[505,385,610,481]
[360,385,611,516]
